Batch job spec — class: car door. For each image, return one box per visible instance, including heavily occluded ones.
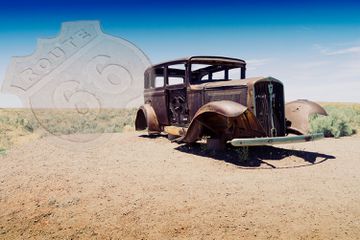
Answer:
[166,64,189,126]
[144,66,168,126]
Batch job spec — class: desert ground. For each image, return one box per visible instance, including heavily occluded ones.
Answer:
[0,131,359,239]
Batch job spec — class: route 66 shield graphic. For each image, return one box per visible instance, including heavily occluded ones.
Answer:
[1,21,151,148]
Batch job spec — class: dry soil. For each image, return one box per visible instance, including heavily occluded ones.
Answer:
[0,132,359,239]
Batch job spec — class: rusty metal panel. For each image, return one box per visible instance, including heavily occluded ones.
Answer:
[177,100,266,143]
[285,99,327,135]
[144,88,168,126]
[187,90,202,120]
[204,87,247,105]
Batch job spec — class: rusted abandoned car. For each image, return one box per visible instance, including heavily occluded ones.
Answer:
[135,56,326,149]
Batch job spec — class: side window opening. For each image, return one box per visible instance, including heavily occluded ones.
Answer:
[167,63,186,86]
[155,76,164,88]
[168,76,184,85]
[148,66,165,89]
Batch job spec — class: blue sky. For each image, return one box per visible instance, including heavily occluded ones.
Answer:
[1,0,360,106]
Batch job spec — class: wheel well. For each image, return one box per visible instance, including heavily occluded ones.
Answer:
[135,109,147,130]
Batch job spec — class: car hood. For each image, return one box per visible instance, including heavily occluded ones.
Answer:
[189,76,270,90]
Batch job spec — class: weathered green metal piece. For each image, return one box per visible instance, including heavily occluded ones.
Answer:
[230,133,324,147]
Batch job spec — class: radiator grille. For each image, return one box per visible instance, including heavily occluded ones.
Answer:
[254,81,285,136]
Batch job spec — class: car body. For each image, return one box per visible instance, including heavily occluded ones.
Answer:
[135,56,326,148]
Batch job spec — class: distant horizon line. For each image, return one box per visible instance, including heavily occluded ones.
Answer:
[1,101,359,109]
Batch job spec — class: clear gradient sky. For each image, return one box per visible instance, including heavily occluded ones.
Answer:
[1,0,360,107]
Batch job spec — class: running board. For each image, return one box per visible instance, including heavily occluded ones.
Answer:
[230,133,324,147]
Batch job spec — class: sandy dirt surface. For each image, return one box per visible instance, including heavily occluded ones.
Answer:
[0,132,360,239]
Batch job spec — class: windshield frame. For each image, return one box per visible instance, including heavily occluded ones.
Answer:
[189,60,246,85]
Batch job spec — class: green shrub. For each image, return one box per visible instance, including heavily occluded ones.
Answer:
[0,148,6,155]
[309,105,358,138]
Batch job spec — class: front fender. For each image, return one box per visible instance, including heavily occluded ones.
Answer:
[177,100,266,143]
[285,99,327,135]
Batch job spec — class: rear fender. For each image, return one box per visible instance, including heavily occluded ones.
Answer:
[285,99,327,135]
[135,104,161,134]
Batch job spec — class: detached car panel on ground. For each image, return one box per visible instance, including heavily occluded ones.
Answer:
[135,56,326,148]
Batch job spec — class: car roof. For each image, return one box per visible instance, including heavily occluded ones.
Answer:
[145,56,246,73]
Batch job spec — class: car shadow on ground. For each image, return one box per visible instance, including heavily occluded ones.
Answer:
[138,134,335,168]
[138,134,165,139]
[175,143,336,169]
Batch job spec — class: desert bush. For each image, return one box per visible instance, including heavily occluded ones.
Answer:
[15,117,39,132]
[0,108,138,150]
[30,108,137,136]
[309,105,359,138]
[0,148,5,155]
